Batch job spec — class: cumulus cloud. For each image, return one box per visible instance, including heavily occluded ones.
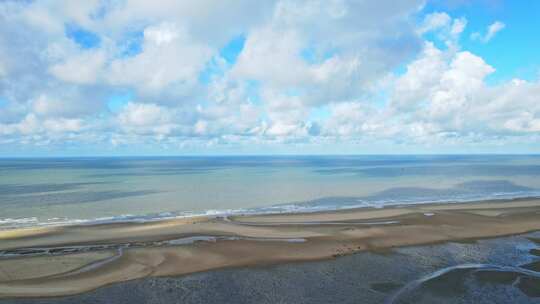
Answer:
[0,1,536,154]
[118,102,171,127]
[49,50,106,85]
[32,94,84,118]
[234,0,423,106]
[418,12,452,33]
[389,37,540,143]
[0,113,84,136]
[419,12,467,49]
[107,22,212,97]
[117,102,179,136]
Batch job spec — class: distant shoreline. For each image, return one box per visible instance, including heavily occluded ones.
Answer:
[1,197,540,298]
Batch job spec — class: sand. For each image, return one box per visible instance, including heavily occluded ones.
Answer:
[2,231,539,304]
[1,198,540,298]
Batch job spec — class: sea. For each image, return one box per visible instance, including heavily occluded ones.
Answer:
[1,155,540,230]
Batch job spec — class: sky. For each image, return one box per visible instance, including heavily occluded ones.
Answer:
[0,0,539,156]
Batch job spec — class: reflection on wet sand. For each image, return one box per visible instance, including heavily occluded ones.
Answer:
[1,231,539,304]
[1,198,540,300]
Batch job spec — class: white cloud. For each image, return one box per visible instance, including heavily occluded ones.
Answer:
[233,27,308,87]
[323,102,373,137]
[118,102,172,127]
[391,42,447,111]
[49,50,106,85]
[0,113,84,136]
[389,38,540,142]
[418,12,467,49]
[107,22,211,96]
[450,17,467,36]
[32,94,80,118]
[22,3,65,34]
[262,89,310,137]
[471,21,505,43]
[0,1,537,153]
[98,1,274,46]
[419,12,451,34]
[233,0,423,109]
[143,22,180,46]
[485,21,506,41]
[43,117,84,133]
[115,102,204,139]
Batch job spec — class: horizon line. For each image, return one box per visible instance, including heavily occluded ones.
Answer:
[1,153,540,159]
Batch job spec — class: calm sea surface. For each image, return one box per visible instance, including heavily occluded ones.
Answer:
[1,155,540,229]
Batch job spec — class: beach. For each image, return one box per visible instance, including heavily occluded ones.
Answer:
[1,197,540,300]
[2,232,539,304]
[2,0,539,301]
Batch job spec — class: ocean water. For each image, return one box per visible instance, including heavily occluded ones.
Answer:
[1,155,540,229]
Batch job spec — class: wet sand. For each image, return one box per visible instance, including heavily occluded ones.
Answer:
[1,231,539,304]
[1,198,540,299]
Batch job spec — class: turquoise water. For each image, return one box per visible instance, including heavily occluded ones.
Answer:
[1,155,540,229]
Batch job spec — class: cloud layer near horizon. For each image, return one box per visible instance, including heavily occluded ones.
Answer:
[0,0,538,155]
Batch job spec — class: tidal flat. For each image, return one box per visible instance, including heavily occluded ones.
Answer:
[1,198,540,302]
[0,231,539,304]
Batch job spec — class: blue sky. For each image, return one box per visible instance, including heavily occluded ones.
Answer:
[424,0,540,82]
[0,0,539,156]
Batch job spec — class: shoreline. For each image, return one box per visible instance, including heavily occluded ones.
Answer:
[2,194,540,231]
[1,197,540,298]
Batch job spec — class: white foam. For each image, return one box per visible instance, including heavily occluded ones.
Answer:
[2,192,539,231]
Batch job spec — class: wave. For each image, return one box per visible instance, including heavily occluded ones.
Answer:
[1,190,540,231]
